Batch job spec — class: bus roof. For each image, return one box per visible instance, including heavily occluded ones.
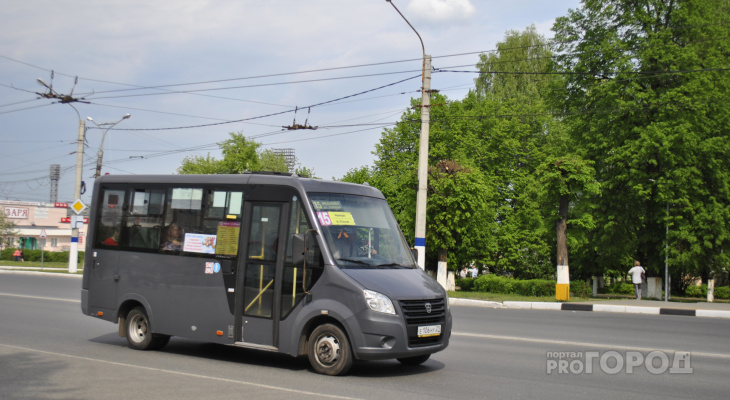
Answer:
[94,173,385,199]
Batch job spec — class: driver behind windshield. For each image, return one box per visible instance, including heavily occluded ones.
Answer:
[330,227,356,259]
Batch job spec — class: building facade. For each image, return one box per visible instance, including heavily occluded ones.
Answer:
[1,200,88,252]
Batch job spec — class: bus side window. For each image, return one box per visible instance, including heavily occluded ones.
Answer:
[124,188,165,250]
[161,187,242,257]
[96,189,125,247]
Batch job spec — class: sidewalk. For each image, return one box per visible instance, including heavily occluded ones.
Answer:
[450,297,730,319]
[4,266,729,319]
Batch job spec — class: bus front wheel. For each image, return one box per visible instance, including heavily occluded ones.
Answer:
[126,307,170,350]
[308,323,353,376]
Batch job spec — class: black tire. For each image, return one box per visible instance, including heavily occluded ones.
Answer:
[397,354,431,366]
[308,323,353,376]
[126,307,170,350]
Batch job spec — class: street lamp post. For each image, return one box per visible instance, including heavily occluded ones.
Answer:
[86,114,131,178]
[386,0,432,272]
[36,77,88,273]
[664,200,669,301]
[69,104,85,274]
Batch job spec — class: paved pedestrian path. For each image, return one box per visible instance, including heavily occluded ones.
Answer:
[4,266,729,319]
[450,297,730,319]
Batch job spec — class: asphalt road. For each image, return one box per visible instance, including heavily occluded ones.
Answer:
[1,272,728,400]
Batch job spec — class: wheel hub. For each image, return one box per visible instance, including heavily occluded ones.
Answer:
[315,335,340,365]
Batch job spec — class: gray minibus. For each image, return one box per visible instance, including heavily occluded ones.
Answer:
[81,173,451,375]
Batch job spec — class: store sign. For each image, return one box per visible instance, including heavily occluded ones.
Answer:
[61,217,89,224]
[4,207,29,219]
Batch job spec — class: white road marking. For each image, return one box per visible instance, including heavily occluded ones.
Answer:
[0,292,79,303]
[0,343,361,400]
[453,332,730,359]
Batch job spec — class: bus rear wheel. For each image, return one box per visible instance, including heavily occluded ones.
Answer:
[126,307,170,350]
[308,323,353,376]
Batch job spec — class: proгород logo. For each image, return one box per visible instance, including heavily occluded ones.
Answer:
[546,351,693,375]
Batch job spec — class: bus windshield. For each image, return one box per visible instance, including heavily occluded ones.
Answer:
[310,193,416,269]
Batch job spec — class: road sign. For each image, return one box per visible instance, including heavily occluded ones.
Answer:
[71,199,87,215]
[39,229,47,239]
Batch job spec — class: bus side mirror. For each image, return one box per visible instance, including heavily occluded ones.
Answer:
[292,233,305,265]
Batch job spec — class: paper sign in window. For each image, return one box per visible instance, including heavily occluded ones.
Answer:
[317,211,355,226]
[215,221,240,256]
[183,233,217,254]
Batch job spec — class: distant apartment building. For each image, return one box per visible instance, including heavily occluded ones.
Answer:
[1,200,88,251]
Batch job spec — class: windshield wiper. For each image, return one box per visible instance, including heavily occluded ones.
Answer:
[373,262,410,269]
[336,258,371,265]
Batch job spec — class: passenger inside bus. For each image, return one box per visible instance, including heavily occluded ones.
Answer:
[103,228,120,246]
[161,224,183,251]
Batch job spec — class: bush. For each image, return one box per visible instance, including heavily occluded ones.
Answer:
[0,248,84,264]
[471,275,555,297]
[456,278,474,291]
[1,248,15,261]
[570,280,591,298]
[714,286,730,300]
[604,282,635,295]
[685,284,707,298]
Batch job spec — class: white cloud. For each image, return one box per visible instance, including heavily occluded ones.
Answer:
[405,0,477,25]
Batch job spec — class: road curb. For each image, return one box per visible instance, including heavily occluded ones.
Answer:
[0,269,82,278]
[451,298,730,319]
[449,298,503,308]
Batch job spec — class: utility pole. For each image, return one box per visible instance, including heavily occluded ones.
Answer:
[87,114,131,178]
[386,0,432,272]
[415,56,431,271]
[35,74,90,274]
[665,201,669,301]
[68,118,86,274]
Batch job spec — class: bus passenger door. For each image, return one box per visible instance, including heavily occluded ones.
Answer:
[89,249,119,311]
[235,202,289,348]
[88,188,125,312]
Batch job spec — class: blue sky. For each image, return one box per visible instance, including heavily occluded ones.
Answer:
[0,0,581,203]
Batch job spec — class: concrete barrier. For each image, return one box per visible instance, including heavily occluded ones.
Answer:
[592,304,627,313]
[696,309,730,319]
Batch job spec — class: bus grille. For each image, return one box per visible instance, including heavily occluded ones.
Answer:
[399,298,446,347]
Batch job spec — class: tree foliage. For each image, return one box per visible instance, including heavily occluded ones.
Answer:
[354,3,729,289]
[178,132,296,175]
[0,209,18,250]
[552,0,730,285]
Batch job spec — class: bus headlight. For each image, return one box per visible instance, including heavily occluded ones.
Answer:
[363,290,395,315]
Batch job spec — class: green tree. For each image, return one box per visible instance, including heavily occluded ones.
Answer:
[427,160,495,270]
[472,26,565,278]
[0,210,18,250]
[536,156,599,278]
[369,27,566,278]
[178,132,291,175]
[339,166,375,185]
[552,0,730,286]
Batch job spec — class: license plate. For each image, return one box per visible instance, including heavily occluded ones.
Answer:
[417,324,441,337]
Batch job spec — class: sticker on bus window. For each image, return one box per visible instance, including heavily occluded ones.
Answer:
[311,200,343,211]
[317,211,355,226]
[183,233,217,254]
[216,221,240,255]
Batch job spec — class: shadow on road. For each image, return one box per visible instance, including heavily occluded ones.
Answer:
[88,334,445,377]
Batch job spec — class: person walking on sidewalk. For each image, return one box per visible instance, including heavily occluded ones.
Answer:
[628,261,646,300]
